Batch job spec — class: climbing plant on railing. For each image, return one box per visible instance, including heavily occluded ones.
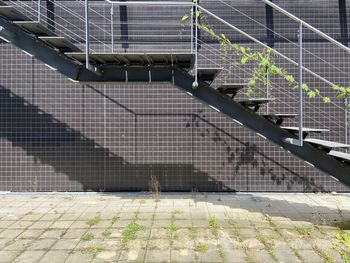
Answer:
[181,1,350,107]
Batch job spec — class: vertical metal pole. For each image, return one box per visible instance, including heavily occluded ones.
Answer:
[111,5,114,53]
[193,0,198,89]
[345,98,348,151]
[298,23,303,146]
[190,6,194,53]
[38,0,41,22]
[266,67,269,114]
[85,0,90,70]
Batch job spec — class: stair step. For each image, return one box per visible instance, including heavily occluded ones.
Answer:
[64,52,194,67]
[197,68,222,82]
[329,150,350,163]
[282,127,329,138]
[0,6,30,21]
[239,98,275,106]
[262,113,297,125]
[217,83,246,98]
[282,127,329,133]
[39,36,81,52]
[263,113,297,119]
[14,21,55,36]
[305,139,350,151]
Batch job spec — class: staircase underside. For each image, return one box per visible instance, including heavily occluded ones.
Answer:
[1,4,350,187]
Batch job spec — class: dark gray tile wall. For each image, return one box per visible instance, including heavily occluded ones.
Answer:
[0,0,349,192]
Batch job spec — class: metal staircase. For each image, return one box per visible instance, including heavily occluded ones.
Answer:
[1,0,350,186]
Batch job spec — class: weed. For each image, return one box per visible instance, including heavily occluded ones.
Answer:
[296,226,313,237]
[168,223,177,235]
[139,199,146,205]
[171,209,182,220]
[101,228,112,239]
[209,216,219,230]
[86,215,101,227]
[134,210,140,219]
[122,222,144,244]
[149,175,161,201]
[189,227,198,240]
[111,215,120,224]
[194,242,209,253]
[81,232,94,241]
[81,246,102,254]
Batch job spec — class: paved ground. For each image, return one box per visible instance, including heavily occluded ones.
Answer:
[0,192,349,263]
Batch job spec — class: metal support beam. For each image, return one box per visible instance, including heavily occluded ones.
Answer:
[265,0,274,47]
[298,23,303,147]
[346,98,349,152]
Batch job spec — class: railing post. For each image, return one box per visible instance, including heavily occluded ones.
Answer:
[190,5,194,53]
[38,0,41,22]
[85,0,90,70]
[111,5,114,53]
[193,0,198,89]
[266,67,269,114]
[298,22,303,146]
[346,98,349,152]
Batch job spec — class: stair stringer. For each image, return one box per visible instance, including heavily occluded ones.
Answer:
[172,68,350,186]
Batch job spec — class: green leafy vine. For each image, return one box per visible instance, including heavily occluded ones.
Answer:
[181,1,350,107]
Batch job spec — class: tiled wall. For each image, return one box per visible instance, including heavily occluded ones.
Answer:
[0,0,349,192]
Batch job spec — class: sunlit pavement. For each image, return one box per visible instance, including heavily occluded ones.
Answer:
[0,192,349,262]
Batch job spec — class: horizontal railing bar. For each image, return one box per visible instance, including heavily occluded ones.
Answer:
[106,1,193,7]
[197,5,337,88]
[260,0,350,54]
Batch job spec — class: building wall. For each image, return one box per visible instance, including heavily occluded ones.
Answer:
[0,0,349,192]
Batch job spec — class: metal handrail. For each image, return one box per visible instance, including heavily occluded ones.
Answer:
[260,0,350,55]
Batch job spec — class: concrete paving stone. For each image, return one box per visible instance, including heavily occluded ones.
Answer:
[148,239,171,250]
[134,219,153,228]
[39,213,62,221]
[0,221,16,228]
[0,238,11,249]
[172,238,195,250]
[49,221,73,229]
[69,220,89,229]
[14,250,46,263]
[150,228,169,239]
[170,249,197,263]
[118,212,136,221]
[109,228,122,238]
[237,228,257,239]
[51,239,79,250]
[234,220,252,228]
[248,249,276,263]
[20,214,43,221]
[138,213,154,220]
[196,248,223,263]
[135,228,151,240]
[90,220,112,229]
[103,240,123,250]
[7,221,34,229]
[145,249,171,263]
[242,238,265,250]
[259,229,281,239]
[218,236,242,250]
[65,251,94,263]
[18,229,44,239]
[173,220,192,228]
[38,250,69,263]
[61,228,87,239]
[280,229,300,240]
[152,219,172,228]
[288,238,313,250]
[3,239,34,251]
[1,229,24,239]
[39,229,65,239]
[0,250,18,263]
[222,249,247,263]
[273,241,302,263]
[125,239,148,250]
[28,221,52,230]
[192,219,209,228]
[154,212,172,220]
[92,250,120,262]
[297,249,324,263]
[59,213,81,221]
[27,238,57,250]
[118,249,146,262]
